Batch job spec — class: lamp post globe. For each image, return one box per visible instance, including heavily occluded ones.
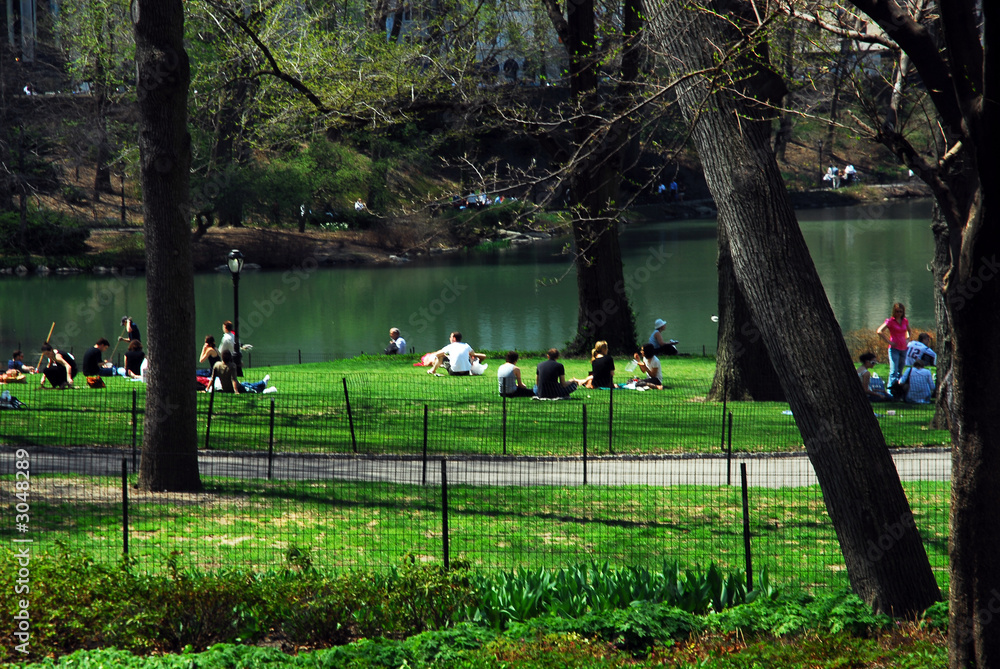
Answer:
[227,250,244,375]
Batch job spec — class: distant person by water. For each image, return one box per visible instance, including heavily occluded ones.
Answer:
[386,328,407,355]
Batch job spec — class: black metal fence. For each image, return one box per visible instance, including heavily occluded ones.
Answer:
[1,375,951,590]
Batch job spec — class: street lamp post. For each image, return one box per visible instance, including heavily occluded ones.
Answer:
[227,249,244,377]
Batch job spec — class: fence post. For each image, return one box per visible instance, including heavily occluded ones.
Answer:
[342,377,357,453]
[441,459,450,570]
[720,378,728,451]
[582,404,588,485]
[502,394,507,456]
[131,389,138,471]
[741,462,753,591]
[726,411,733,486]
[298,349,302,364]
[422,404,429,486]
[204,389,215,450]
[121,457,129,556]
[267,399,276,480]
[607,385,614,454]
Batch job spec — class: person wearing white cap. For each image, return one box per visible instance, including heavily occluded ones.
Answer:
[647,318,678,356]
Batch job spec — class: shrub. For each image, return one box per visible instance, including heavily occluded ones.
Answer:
[0,211,90,256]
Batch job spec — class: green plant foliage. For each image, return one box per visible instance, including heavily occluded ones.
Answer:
[505,602,698,656]
[0,211,91,255]
[707,589,892,637]
[465,561,773,630]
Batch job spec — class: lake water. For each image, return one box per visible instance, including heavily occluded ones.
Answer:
[0,200,935,364]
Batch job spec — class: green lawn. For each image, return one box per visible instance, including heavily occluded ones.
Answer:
[0,354,949,456]
[12,471,950,590]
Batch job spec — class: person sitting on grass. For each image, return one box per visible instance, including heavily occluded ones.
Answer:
[581,340,614,389]
[7,350,37,374]
[633,343,663,389]
[82,338,117,377]
[497,351,535,397]
[897,358,935,404]
[124,340,145,379]
[857,352,888,401]
[427,331,486,376]
[198,335,221,377]
[534,348,584,398]
[208,349,273,394]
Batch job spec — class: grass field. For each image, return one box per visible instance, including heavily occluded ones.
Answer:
[0,354,949,456]
[12,469,950,590]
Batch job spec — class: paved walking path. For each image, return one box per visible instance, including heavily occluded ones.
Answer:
[3,446,951,489]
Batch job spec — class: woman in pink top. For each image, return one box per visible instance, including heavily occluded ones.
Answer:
[876,302,912,390]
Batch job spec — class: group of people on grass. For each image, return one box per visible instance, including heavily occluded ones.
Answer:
[6,316,274,394]
[407,317,678,399]
[858,302,937,403]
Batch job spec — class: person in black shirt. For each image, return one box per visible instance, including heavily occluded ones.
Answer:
[124,340,145,379]
[582,340,615,389]
[535,348,583,398]
[39,343,77,388]
[82,338,116,377]
[119,316,141,343]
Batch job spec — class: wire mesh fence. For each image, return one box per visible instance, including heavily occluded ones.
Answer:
[1,372,951,590]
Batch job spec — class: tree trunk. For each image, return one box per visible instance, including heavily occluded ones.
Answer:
[929,205,951,429]
[651,0,939,616]
[558,0,637,356]
[708,222,785,402]
[134,0,201,492]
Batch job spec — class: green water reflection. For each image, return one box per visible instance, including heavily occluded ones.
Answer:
[0,200,934,363]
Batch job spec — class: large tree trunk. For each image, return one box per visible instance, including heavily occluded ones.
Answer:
[556,0,638,356]
[942,6,1000,665]
[134,0,201,492]
[651,0,939,615]
[708,222,785,401]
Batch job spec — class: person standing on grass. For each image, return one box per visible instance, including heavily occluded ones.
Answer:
[498,351,534,397]
[876,302,912,391]
[119,316,141,343]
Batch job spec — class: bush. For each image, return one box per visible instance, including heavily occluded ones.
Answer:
[0,211,91,256]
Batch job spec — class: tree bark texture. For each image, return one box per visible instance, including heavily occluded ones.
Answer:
[839,0,1000,663]
[708,222,785,402]
[133,0,201,492]
[650,0,939,616]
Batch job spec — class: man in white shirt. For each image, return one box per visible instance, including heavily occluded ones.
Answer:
[386,328,407,355]
[904,333,936,367]
[427,331,485,376]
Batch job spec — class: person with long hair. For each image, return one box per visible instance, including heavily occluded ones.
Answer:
[582,340,615,389]
[876,302,912,390]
